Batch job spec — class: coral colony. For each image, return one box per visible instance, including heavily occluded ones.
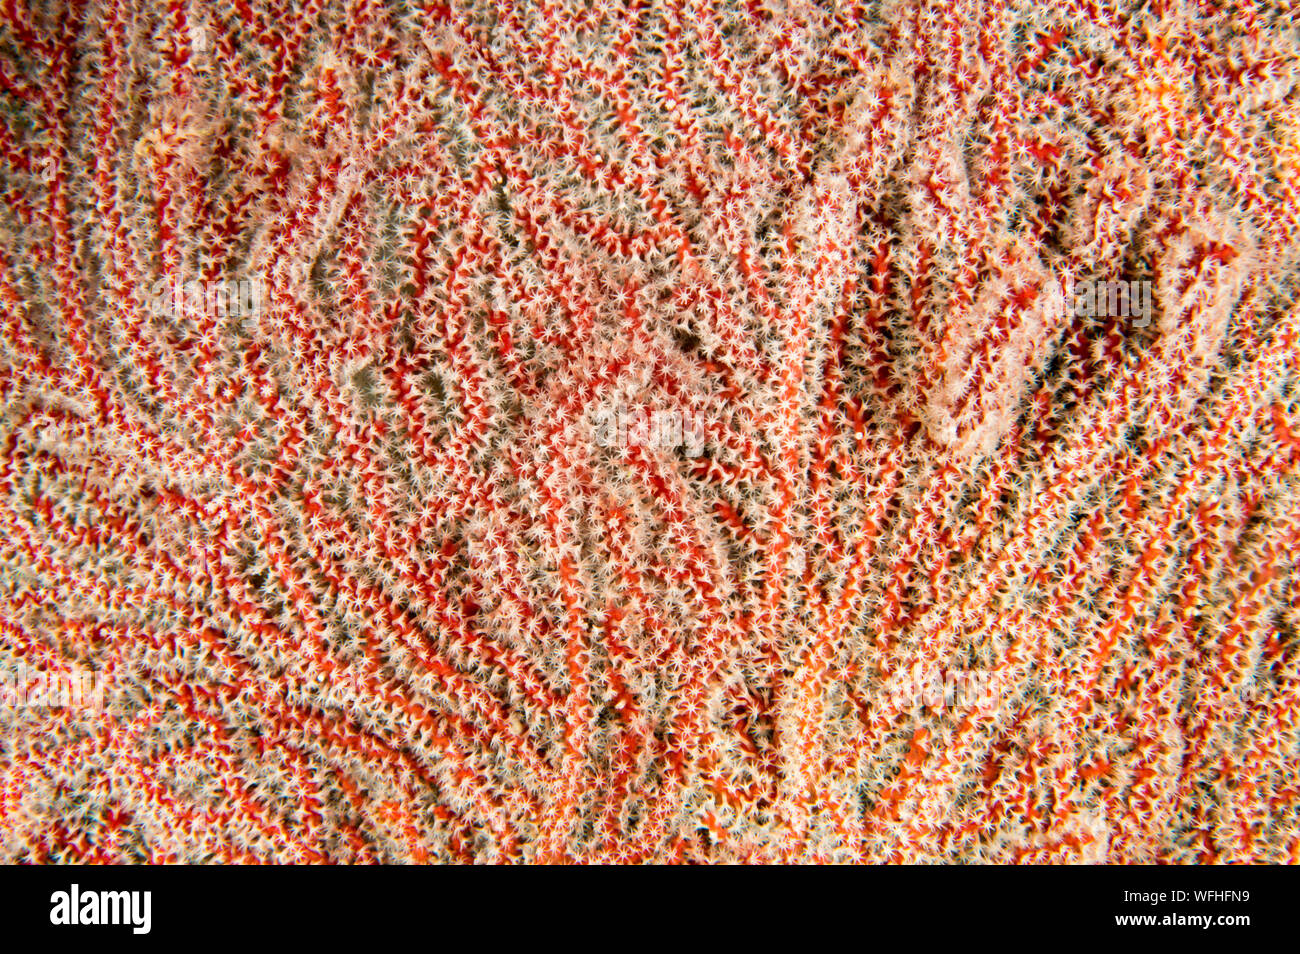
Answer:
[1,0,1298,864]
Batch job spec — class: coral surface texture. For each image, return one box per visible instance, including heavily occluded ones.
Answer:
[2,0,1299,863]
